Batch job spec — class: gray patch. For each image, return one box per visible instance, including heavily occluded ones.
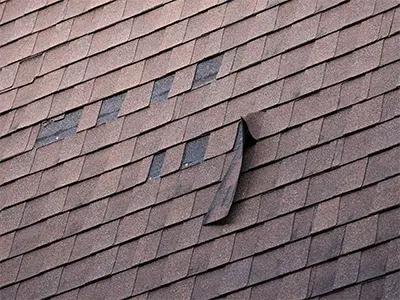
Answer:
[35,109,82,148]
[148,151,166,179]
[97,93,126,125]
[181,135,209,168]
[192,55,223,88]
[151,74,174,102]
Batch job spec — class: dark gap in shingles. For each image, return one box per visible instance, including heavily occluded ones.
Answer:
[148,150,166,179]
[151,74,174,102]
[96,93,126,125]
[192,55,223,88]
[181,135,209,168]
[35,109,82,148]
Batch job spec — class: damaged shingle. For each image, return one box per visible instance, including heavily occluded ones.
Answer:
[151,74,174,102]
[181,135,209,168]
[97,93,125,125]
[148,151,166,179]
[35,109,82,148]
[192,55,223,88]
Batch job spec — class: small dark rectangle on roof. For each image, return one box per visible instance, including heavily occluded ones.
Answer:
[182,135,209,168]
[151,74,174,102]
[35,109,82,148]
[148,151,166,179]
[97,93,125,125]
[192,55,223,88]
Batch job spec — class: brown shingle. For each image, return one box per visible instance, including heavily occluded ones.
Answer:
[308,227,345,265]
[342,215,378,253]
[333,252,360,288]
[115,209,150,243]
[41,35,92,75]
[59,248,118,292]
[17,237,74,281]
[64,198,108,236]
[359,242,389,281]
[16,268,63,300]
[307,159,367,205]
[20,188,67,227]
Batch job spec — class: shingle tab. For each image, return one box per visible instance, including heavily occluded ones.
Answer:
[97,93,125,125]
[35,109,82,148]
[151,74,174,102]
[192,55,223,88]
[181,135,209,167]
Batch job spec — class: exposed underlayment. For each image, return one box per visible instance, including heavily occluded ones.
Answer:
[0,0,400,299]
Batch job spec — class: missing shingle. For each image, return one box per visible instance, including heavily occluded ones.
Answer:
[35,109,82,148]
[151,74,174,102]
[192,55,223,88]
[181,135,209,168]
[96,93,125,125]
[148,151,166,179]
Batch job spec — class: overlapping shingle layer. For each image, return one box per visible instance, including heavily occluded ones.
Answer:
[0,0,400,299]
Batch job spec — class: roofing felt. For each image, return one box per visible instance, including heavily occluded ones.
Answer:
[0,0,400,299]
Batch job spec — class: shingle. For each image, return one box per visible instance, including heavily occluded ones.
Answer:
[151,74,174,102]
[359,242,389,281]
[342,215,378,253]
[291,206,314,240]
[387,238,400,272]
[116,209,150,243]
[333,252,360,288]
[319,286,361,300]
[0,255,21,286]
[70,220,119,260]
[360,277,385,300]
[16,268,63,300]
[377,208,400,242]
[192,55,223,88]
[181,135,209,168]
[35,109,82,148]
[307,159,367,205]
[250,277,281,300]
[157,217,202,257]
[383,272,400,300]
[59,248,118,292]
[64,199,108,236]
[250,247,283,284]
[113,231,162,273]
[0,203,24,235]
[309,260,338,297]
[97,93,125,125]
[20,188,67,227]
[364,145,400,185]
[308,227,345,265]
[256,213,294,252]
[88,268,137,300]
[312,197,340,233]
[17,237,74,281]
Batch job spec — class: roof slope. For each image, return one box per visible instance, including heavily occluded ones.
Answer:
[0,0,400,299]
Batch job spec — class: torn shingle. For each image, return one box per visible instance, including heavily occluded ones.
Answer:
[151,74,174,102]
[148,151,166,179]
[35,109,82,148]
[181,135,209,168]
[192,55,223,88]
[97,93,125,125]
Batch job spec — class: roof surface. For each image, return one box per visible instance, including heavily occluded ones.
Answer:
[0,0,400,299]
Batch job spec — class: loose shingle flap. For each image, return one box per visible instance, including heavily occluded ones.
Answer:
[203,116,257,225]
